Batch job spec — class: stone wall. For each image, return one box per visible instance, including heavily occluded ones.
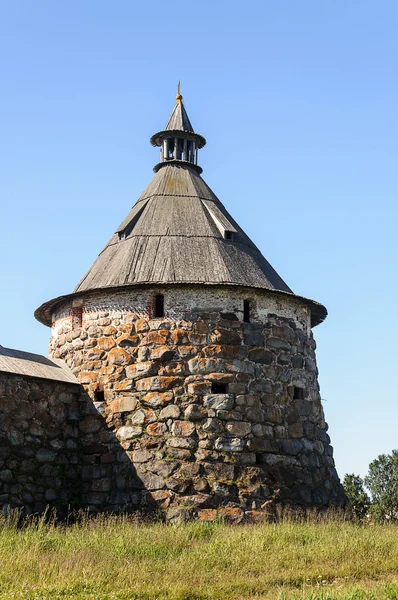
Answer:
[48,286,345,519]
[0,373,85,514]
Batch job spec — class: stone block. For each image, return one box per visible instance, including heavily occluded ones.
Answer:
[113,379,135,391]
[79,372,98,384]
[150,346,176,362]
[138,471,165,490]
[203,417,224,433]
[159,404,180,420]
[178,345,197,358]
[171,421,195,437]
[167,447,192,460]
[246,438,278,452]
[289,422,304,438]
[108,348,133,366]
[252,424,273,438]
[225,421,251,436]
[35,449,56,463]
[214,437,245,452]
[125,362,156,379]
[267,338,292,351]
[79,416,102,433]
[146,422,167,436]
[279,439,303,455]
[159,362,186,376]
[103,326,117,336]
[136,377,182,392]
[248,349,274,364]
[117,426,142,440]
[167,437,197,449]
[141,391,173,407]
[245,407,266,423]
[0,470,12,482]
[225,360,254,375]
[233,452,257,465]
[263,406,283,424]
[0,397,16,413]
[198,508,217,521]
[210,328,241,345]
[204,394,234,411]
[97,337,116,351]
[132,449,152,463]
[188,358,226,374]
[6,430,23,447]
[171,329,191,345]
[116,334,139,347]
[141,332,168,346]
[108,396,137,413]
[187,381,211,395]
[184,405,206,420]
[130,410,146,425]
[217,507,244,523]
[136,318,149,333]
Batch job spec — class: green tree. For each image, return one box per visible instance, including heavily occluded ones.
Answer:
[343,473,370,521]
[364,449,398,522]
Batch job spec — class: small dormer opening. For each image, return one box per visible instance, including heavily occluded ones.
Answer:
[243,299,251,323]
[211,382,227,394]
[293,387,305,400]
[154,294,164,318]
[224,230,233,241]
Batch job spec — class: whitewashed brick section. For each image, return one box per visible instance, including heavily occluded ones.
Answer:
[51,285,311,340]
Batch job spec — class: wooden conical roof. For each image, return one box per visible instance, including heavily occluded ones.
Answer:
[73,163,292,293]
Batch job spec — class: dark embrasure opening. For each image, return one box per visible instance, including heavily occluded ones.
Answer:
[154,294,164,318]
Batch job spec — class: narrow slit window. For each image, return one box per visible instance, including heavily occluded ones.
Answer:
[95,390,105,403]
[243,299,250,323]
[293,387,305,400]
[154,294,164,318]
[211,382,227,394]
[71,306,83,330]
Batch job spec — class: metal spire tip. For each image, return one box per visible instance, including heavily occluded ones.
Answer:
[176,80,182,104]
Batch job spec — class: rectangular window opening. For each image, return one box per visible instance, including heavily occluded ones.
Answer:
[293,387,305,400]
[95,390,105,403]
[211,382,227,394]
[224,230,233,240]
[154,294,164,318]
[243,299,250,323]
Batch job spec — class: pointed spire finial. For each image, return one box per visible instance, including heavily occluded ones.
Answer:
[176,80,182,104]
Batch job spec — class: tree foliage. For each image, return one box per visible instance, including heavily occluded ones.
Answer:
[343,473,370,521]
[364,449,398,522]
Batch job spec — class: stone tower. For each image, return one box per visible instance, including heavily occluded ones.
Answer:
[35,88,345,517]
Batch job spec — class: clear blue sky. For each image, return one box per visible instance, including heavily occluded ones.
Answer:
[1,1,397,481]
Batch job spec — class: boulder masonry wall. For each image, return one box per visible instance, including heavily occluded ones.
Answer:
[47,285,344,520]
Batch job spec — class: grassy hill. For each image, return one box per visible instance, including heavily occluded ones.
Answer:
[0,512,397,599]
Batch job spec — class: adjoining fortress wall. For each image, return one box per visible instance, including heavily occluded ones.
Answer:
[0,373,85,514]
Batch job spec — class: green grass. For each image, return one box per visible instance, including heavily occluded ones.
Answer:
[0,512,396,599]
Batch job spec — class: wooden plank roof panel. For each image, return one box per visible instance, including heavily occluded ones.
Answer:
[0,346,79,384]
